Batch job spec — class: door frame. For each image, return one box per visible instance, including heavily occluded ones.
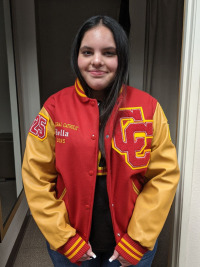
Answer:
[171,0,200,266]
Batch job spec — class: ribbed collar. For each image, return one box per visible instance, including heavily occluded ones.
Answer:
[74,78,125,103]
[74,79,89,102]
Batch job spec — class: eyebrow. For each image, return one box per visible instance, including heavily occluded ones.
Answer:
[79,46,116,51]
[79,46,92,51]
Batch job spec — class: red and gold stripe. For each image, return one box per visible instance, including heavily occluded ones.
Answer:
[58,234,90,263]
[97,166,107,176]
[115,234,148,265]
[64,237,86,259]
[75,79,87,98]
[97,151,107,176]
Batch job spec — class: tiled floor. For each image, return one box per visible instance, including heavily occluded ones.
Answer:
[14,216,53,267]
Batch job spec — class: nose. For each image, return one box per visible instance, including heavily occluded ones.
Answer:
[91,53,103,67]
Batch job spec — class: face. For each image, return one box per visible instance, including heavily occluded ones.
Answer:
[78,25,118,95]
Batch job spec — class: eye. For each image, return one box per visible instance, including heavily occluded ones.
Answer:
[103,51,117,57]
[81,50,93,56]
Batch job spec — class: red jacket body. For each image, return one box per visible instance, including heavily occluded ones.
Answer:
[22,80,180,265]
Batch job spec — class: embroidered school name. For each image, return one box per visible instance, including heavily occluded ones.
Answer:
[55,122,79,131]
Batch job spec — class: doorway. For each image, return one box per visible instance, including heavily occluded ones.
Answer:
[34,1,184,266]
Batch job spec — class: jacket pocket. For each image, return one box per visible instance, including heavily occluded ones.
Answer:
[131,176,144,202]
[58,187,67,200]
[132,181,140,196]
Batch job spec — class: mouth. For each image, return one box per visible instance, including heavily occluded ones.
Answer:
[88,70,107,76]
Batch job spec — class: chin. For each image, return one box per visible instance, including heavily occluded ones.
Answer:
[88,81,110,91]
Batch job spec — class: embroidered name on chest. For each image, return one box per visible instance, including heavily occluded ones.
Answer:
[55,128,69,144]
[112,107,153,170]
[55,129,69,137]
[55,122,79,144]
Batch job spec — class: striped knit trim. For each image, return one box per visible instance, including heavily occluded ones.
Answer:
[121,238,143,256]
[58,234,90,263]
[97,166,107,176]
[75,79,124,100]
[75,79,87,98]
[65,238,86,259]
[64,237,82,256]
[118,242,141,261]
[97,151,107,175]
[115,234,148,265]
[118,238,143,260]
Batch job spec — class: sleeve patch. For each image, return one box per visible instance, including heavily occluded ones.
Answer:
[29,113,49,141]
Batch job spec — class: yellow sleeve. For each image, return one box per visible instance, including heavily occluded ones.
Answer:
[127,102,180,250]
[22,107,76,250]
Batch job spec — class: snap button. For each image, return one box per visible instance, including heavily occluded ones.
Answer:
[117,233,120,237]
[90,100,95,106]
[91,134,96,140]
[106,134,109,139]
[89,170,94,176]
[112,204,114,207]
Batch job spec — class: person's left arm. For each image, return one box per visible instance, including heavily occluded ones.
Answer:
[111,102,180,265]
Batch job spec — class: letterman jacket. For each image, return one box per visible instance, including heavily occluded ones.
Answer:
[22,79,180,265]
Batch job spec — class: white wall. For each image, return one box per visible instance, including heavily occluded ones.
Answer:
[171,0,200,266]
[185,99,200,266]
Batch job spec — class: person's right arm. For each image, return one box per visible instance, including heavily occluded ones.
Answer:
[22,106,90,263]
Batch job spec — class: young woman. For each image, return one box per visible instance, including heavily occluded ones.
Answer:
[22,15,180,267]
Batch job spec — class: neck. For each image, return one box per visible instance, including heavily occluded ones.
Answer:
[90,88,107,101]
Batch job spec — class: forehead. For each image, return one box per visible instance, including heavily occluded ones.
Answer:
[80,25,116,47]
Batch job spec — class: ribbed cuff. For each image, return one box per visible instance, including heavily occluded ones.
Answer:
[115,234,148,265]
[57,234,90,263]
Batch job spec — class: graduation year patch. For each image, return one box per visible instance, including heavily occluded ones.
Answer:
[112,107,153,170]
[29,113,49,141]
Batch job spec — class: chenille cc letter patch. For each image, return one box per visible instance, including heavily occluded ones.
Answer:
[112,107,153,170]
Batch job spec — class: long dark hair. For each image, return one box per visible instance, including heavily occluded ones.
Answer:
[71,15,129,158]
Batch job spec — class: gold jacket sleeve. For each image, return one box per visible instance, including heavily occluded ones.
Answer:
[127,102,180,250]
[22,107,76,250]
